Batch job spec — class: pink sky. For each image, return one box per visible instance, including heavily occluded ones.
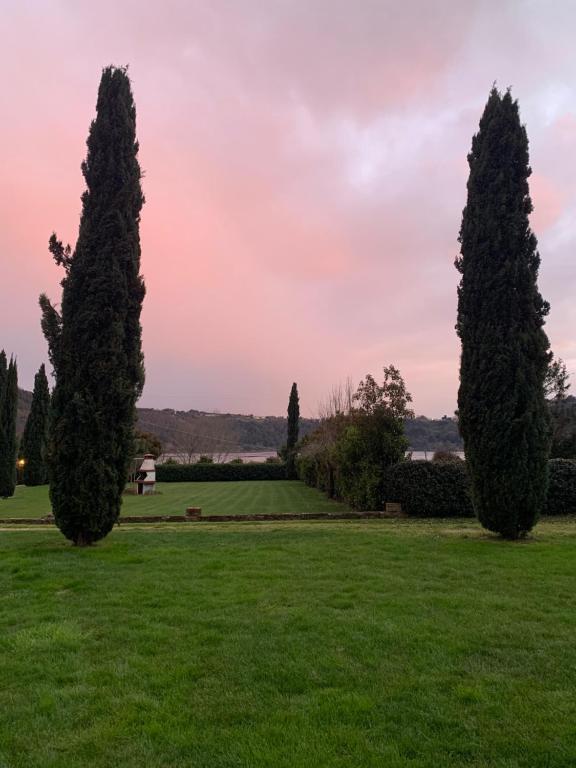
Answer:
[1,0,575,417]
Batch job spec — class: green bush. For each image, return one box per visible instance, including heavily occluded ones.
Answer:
[431,450,463,464]
[156,462,287,482]
[334,413,407,510]
[544,459,576,515]
[296,454,316,486]
[383,460,474,517]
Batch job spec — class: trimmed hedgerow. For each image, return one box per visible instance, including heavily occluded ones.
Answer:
[156,462,287,482]
[383,460,474,518]
[544,459,576,516]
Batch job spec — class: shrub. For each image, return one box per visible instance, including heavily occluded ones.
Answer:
[296,453,317,487]
[296,417,346,499]
[334,411,407,510]
[383,460,474,517]
[156,462,286,482]
[431,450,463,464]
[197,455,214,464]
[544,459,576,515]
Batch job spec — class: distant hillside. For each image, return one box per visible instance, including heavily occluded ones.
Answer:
[136,406,319,454]
[17,388,463,453]
[404,416,462,451]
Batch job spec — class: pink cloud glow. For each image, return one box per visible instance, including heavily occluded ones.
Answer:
[1,0,575,417]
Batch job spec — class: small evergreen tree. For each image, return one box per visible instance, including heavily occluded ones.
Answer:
[456,88,550,539]
[40,66,145,545]
[286,382,300,479]
[21,364,50,486]
[0,358,18,498]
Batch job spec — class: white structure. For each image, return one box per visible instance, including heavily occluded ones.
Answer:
[135,454,156,495]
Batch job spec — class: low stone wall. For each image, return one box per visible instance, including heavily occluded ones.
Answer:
[0,509,399,525]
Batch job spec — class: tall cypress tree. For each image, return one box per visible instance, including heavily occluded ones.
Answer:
[40,66,145,545]
[0,351,7,412]
[0,358,18,498]
[21,364,50,486]
[456,88,550,539]
[0,351,8,488]
[286,382,300,479]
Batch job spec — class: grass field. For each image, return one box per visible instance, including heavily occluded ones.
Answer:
[1,518,575,767]
[0,480,351,519]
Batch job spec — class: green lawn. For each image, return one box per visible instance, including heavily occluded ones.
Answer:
[0,480,351,519]
[0,519,575,767]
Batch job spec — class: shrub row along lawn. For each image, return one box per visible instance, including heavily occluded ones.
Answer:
[0,481,351,520]
[0,519,575,767]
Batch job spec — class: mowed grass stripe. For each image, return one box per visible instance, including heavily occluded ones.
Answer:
[0,481,351,520]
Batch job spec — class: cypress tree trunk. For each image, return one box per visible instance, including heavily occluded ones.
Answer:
[0,359,18,498]
[456,88,550,539]
[286,382,300,479]
[21,364,50,486]
[40,67,145,545]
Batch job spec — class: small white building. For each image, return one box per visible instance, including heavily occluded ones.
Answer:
[135,454,156,495]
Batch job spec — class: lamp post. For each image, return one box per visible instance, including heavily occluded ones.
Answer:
[17,458,25,485]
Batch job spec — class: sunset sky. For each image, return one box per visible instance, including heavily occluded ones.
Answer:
[1,0,575,417]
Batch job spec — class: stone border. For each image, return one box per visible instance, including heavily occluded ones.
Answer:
[0,509,405,525]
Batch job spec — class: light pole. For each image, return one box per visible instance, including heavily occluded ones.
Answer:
[17,458,25,485]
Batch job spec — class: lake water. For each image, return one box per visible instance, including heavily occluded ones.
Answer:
[157,450,465,464]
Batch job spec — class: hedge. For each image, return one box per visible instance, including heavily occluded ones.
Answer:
[544,459,576,515]
[156,462,287,482]
[383,459,576,518]
[382,460,474,517]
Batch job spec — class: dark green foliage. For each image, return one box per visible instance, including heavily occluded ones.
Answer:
[0,358,18,498]
[40,67,145,545]
[431,450,463,464]
[354,366,414,418]
[20,364,50,486]
[297,414,349,499]
[0,351,7,488]
[334,410,408,509]
[0,351,6,405]
[133,430,162,459]
[544,459,576,515]
[298,366,412,509]
[382,461,474,518]
[456,88,550,539]
[197,455,214,464]
[549,396,576,459]
[296,452,318,487]
[286,382,300,479]
[156,462,286,482]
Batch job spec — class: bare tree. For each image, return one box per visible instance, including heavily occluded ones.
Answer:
[318,377,355,419]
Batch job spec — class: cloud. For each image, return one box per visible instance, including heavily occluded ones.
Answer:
[0,0,575,414]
